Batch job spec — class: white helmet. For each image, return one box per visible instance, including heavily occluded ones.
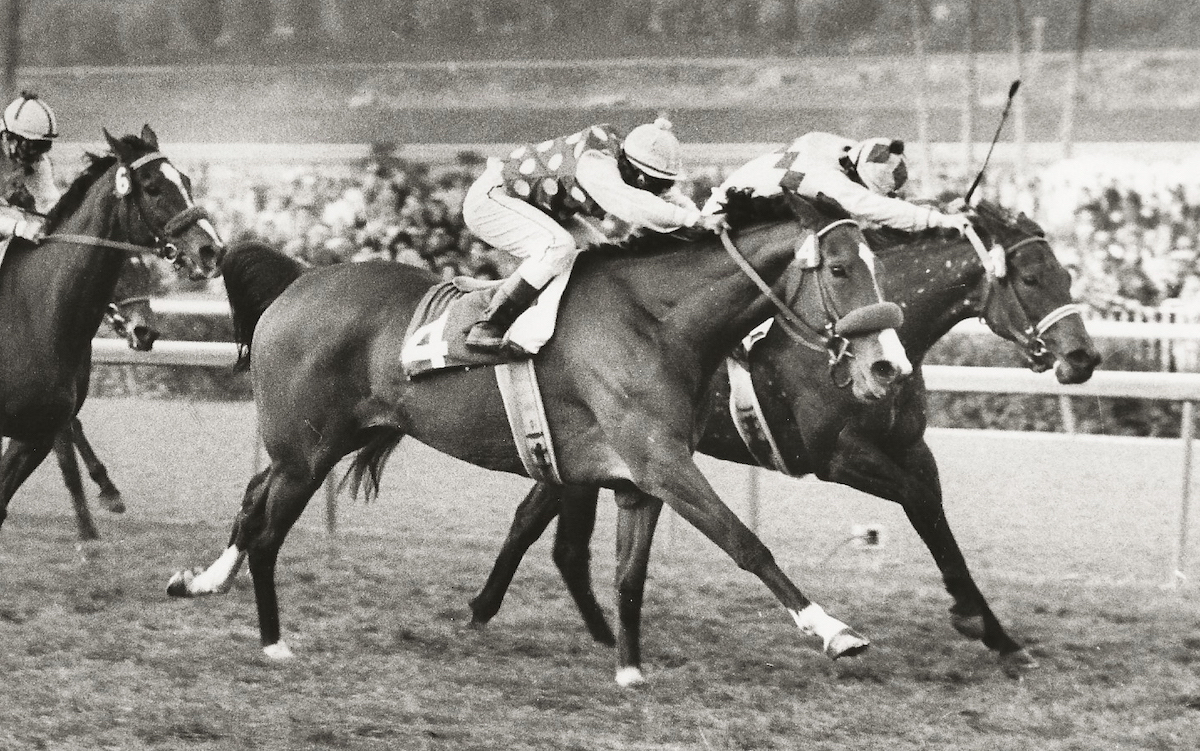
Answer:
[622,117,683,180]
[848,137,907,195]
[2,93,58,141]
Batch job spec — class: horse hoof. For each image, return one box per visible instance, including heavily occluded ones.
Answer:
[951,613,987,640]
[263,642,295,660]
[615,666,646,687]
[467,616,488,631]
[99,492,126,514]
[999,648,1039,675]
[826,627,871,660]
[166,570,193,597]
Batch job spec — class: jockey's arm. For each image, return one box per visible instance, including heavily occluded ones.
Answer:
[797,170,941,233]
[576,150,702,233]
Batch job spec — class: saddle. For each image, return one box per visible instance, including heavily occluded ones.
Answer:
[400,276,526,377]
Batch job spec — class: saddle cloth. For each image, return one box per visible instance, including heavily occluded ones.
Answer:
[400,276,509,377]
[726,319,791,475]
[400,257,577,377]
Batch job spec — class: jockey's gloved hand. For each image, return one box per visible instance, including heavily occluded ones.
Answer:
[931,210,973,236]
[14,217,44,242]
[698,213,730,234]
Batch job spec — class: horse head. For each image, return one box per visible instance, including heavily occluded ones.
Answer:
[101,126,225,280]
[966,200,1101,384]
[722,189,911,403]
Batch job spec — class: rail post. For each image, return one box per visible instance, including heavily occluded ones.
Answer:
[1170,400,1195,587]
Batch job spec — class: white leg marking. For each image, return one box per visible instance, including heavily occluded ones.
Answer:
[187,546,245,595]
[263,641,295,660]
[615,666,646,687]
[790,604,851,651]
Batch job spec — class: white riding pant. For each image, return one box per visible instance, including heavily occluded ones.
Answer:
[463,160,604,288]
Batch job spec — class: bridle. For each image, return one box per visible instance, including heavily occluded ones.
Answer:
[720,218,900,386]
[965,225,1085,361]
[41,151,214,273]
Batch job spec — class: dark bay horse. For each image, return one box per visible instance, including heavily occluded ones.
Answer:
[468,199,1102,675]
[168,192,913,685]
[55,255,164,540]
[0,126,224,534]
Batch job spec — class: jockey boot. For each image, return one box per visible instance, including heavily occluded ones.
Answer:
[465,274,542,353]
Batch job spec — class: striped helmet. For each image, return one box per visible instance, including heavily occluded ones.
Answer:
[3,93,58,141]
[622,117,683,180]
[848,137,907,195]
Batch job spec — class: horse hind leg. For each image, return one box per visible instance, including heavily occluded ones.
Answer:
[469,482,564,628]
[167,467,271,598]
[0,438,56,535]
[612,488,663,687]
[70,417,125,513]
[53,428,101,542]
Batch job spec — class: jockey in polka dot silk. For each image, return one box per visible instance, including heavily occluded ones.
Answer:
[461,118,727,354]
[702,132,972,235]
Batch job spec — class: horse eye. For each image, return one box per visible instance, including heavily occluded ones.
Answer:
[1020,273,1039,286]
[829,264,848,278]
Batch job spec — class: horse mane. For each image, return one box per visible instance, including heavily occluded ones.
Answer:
[221,239,308,370]
[42,151,123,234]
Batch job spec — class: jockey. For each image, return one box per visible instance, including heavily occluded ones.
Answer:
[0,92,60,243]
[701,132,972,235]
[461,117,727,353]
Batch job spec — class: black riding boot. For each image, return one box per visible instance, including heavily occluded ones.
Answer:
[464,274,542,353]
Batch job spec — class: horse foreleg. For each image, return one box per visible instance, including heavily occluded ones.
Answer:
[633,449,869,670]
[52,428,101,541]
[553,485,613,645]
[612,488,662,687]
[69,417,125,513]
[828,434,1035,670]
[0,438,55,535]
[469,482,563,628]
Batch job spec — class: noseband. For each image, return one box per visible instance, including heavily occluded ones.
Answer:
[720,221,901,386]
[44,151,213,270]
[966,227,1085,359]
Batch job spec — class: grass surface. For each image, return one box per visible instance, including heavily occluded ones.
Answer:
[1,399,1199,749]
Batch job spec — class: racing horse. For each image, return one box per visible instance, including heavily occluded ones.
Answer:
[0,126,224,535]
[55,255,163,541]
[168,191,913,685]
[468,199,1102,675]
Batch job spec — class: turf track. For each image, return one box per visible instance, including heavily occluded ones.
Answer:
[1,398,1198,750]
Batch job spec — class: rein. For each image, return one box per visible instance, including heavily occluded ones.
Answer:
[718,228,833,355]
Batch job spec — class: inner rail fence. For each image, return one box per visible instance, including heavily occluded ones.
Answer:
[92,333,1200,588]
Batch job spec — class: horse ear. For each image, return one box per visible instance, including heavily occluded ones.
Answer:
[140,124,159,150]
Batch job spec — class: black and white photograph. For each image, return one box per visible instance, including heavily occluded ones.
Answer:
[0,1,1197,748]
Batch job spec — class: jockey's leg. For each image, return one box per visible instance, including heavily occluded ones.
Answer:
[461,161,577,353]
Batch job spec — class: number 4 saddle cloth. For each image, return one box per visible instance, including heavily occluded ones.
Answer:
[399,275,565,484]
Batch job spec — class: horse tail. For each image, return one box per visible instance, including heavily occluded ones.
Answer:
[340,426,404,504]
[220,240,307,370]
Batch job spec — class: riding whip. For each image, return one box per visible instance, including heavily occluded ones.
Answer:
[964,80,1021,204]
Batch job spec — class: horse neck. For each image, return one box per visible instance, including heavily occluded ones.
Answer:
[28,187,128,353]
[627,222,794,377]
[883,235,985,360]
